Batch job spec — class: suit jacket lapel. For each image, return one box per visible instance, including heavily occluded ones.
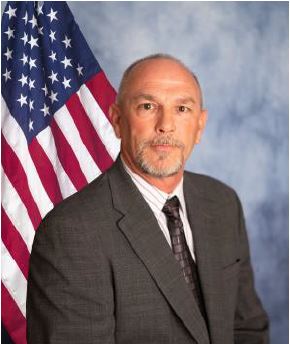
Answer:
[107,158,210,344]
[184,173,227,343]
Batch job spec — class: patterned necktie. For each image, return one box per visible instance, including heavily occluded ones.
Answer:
[162,196,206,319]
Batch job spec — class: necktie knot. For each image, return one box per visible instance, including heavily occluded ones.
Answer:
[162,196,180,220]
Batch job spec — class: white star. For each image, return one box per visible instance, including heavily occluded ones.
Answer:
[49,30,56,43]
[61,56,72,69]
[29,119,34,131]
[29,78,35,90]
[22,11,28,25]
[20,53,28,66]
[3,68,11,82]
[36,4,44,15]
[76,63,84,76]
[28,35,39,49]
[62,76,71,89]
[48,70,58,84]
[5,5,17,19]
[41,103,50,117]
[49,50,57,62]
[49,90,58,103]
[62,35,72,49]
[4,47,13,61]
[17,93,28,107]
[38,26,44,35]
[42,84,48,96]
[18,74,28,87]
[29,15,38,28]
[47,8,58,23]
[29,57,37,70]
[20,32,28,45]
[29,99,34,111]
[4,26,15,40]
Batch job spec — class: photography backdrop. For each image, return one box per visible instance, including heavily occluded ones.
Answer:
[68,2,288,343]
[2,1,288,343]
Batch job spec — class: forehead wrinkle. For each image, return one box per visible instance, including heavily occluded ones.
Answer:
[125,77,200,107]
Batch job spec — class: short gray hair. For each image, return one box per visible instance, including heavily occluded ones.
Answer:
[116,53,204,109]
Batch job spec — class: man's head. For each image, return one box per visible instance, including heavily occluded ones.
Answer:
[110,54,207,184]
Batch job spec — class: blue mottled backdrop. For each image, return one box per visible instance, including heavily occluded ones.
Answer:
[67,2,288,343]
[2,1,288,343]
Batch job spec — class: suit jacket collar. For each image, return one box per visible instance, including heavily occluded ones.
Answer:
[107,156,223,343]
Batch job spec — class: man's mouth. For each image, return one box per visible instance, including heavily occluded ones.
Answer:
[151,144,176,152]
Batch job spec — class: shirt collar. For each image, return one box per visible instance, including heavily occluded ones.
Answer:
[121,156,186,213]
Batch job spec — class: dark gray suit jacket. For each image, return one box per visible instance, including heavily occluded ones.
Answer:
[27,157,269,344]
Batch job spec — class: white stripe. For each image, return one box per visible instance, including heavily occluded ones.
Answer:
[1,168,35,252]
[36,127,77,199]
[77,85,120,160]
[1,241,27,317]
[54,105,101,183]
[1,98,53,217]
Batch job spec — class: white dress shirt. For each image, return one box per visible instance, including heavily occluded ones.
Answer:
[121,158,195,261]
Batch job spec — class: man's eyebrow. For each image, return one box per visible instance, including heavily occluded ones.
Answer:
[132,93,157,102]
[175,96,196,104]
[131,94,196,104]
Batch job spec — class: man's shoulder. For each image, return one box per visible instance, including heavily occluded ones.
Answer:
[42,171,112,225]
[184,171,237,204]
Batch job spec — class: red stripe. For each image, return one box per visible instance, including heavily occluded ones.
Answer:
[2,207,30,278]
[86,71,116,123]
[1,283,27,344]
[50,119,88,191]
[66,94,114,172]
[1,134,42,229]
[28,138,63,205]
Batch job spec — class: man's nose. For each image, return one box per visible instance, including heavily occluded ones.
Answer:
[155,108,175,134]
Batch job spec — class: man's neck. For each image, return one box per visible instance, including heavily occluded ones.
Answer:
[121,154,184,194]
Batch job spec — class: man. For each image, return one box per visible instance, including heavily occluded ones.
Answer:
[27,54,269,343]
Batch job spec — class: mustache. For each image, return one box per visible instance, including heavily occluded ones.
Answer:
[142,136,185,149]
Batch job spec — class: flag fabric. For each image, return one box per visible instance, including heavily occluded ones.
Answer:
[1,2,120,343]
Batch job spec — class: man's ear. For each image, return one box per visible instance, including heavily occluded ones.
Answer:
[109,103,122,139]
[195,109,208,144]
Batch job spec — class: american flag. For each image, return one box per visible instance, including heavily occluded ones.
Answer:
[1,2,120,343]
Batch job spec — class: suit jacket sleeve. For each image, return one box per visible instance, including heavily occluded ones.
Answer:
[234,194,269,343]
[26,210,115,344]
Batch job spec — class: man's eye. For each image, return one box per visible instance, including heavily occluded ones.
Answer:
[143,103,153,110]
[178,105,188,112]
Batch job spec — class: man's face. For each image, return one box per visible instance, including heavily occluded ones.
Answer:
[110,58,207,179]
